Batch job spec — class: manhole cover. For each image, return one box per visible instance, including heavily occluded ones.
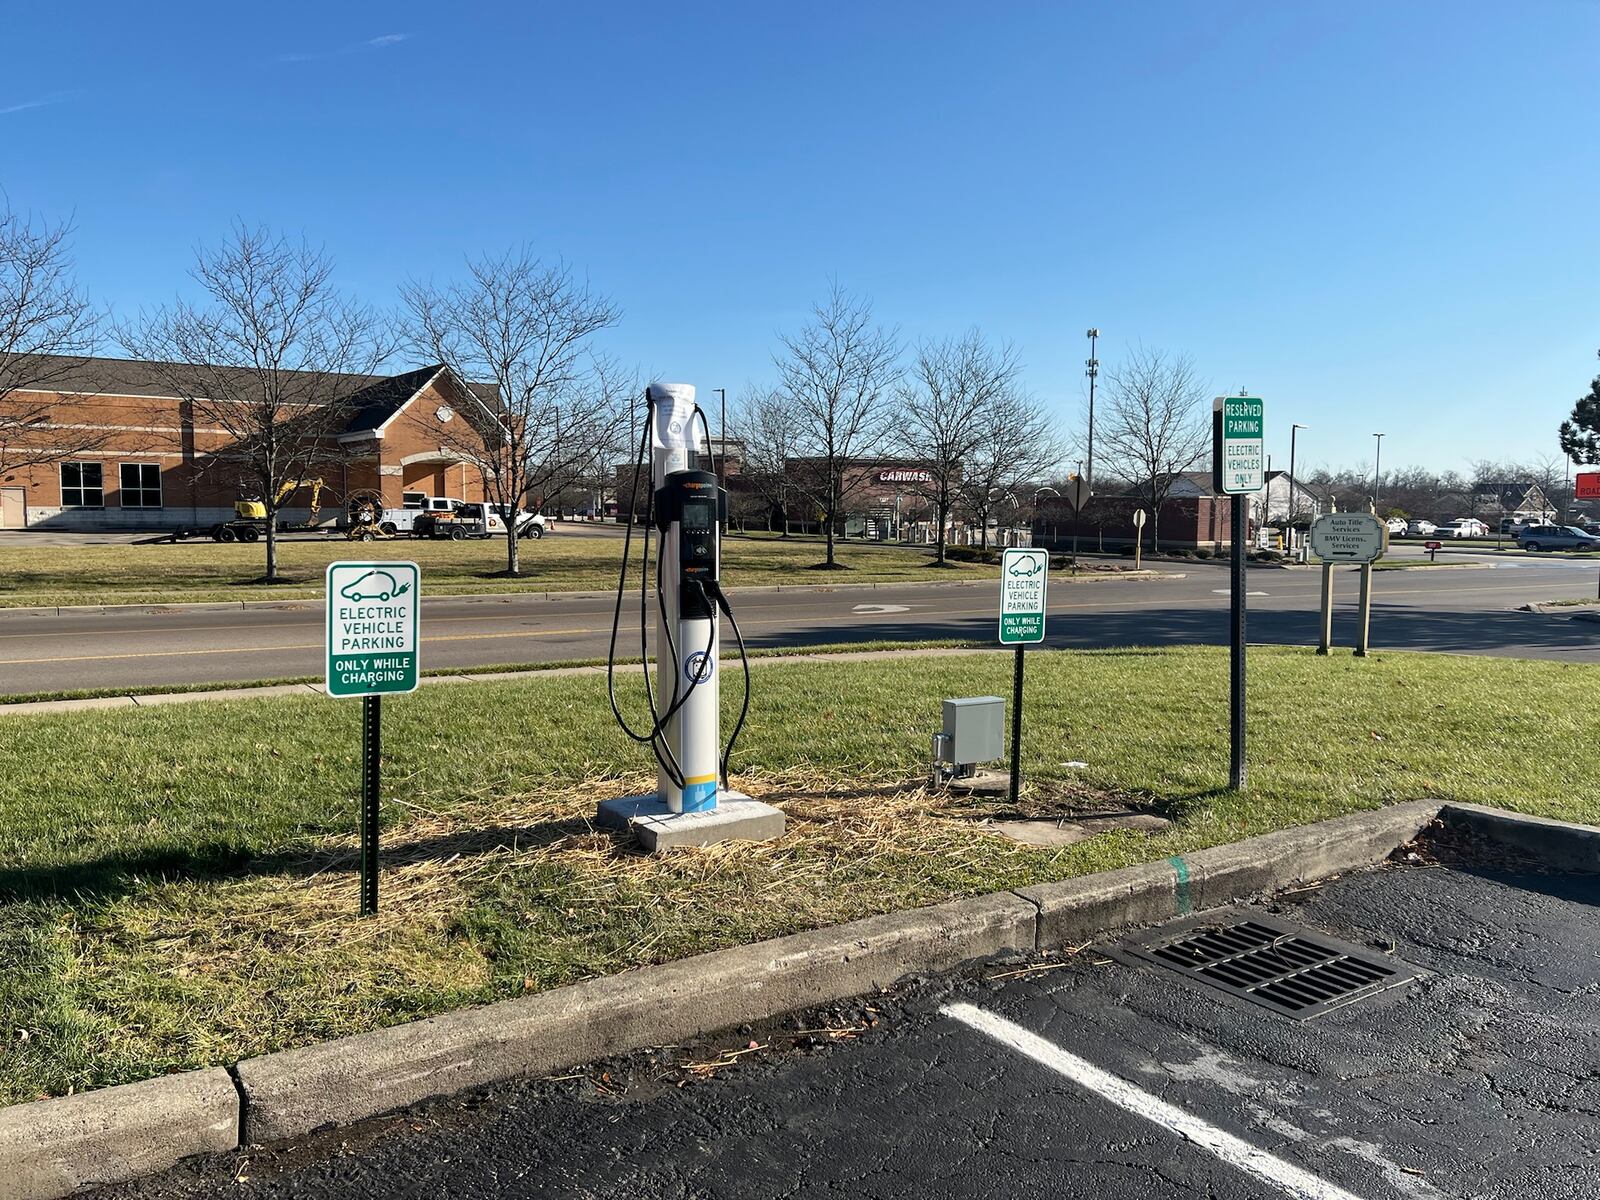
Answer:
[1122,915,1422,1020]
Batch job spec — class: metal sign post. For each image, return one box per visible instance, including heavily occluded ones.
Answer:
[999,548,1049,808]
[1132,508,1146,569]
[1064,477,1092,571]
[1213,396,1264,793]
[326,560,421,916]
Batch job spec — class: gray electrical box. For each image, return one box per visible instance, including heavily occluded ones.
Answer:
[941,696,1005,767]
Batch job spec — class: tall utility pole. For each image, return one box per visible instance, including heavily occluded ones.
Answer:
[1084,329,1099,486]
[1289,423,1307,552]
[1372,432,1386,513]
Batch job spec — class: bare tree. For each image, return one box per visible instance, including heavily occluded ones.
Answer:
[732,383,803,534]
[0,205,101,475]
[898,330,1022,564]
[1095,347,1209,551]
[958,389,1061,551]
[400,250,624,576]
[774,283,900,566]
[117,225,389,581]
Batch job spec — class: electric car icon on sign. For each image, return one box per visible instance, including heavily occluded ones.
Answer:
[339,569,411,603]
[1007,555,1044,578]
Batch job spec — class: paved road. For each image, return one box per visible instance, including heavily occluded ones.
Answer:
[107,852,1600,1198]
[1,557,1598,694]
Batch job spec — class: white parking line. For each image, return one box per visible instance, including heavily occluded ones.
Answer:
[942,1002,1366,1200]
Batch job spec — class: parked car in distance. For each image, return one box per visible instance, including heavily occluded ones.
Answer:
[1405,519,1438,537]
[1437,518,1489,538]
[490,504,548,539]
[1385,517,1408,535]
[1515,524,1600,552]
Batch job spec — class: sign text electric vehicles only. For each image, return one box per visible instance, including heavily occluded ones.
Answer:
[999,548,1049,645]
[326,561,420,697]
[1211,396,1266,495]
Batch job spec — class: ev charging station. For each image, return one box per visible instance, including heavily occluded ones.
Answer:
[597,383,786,852]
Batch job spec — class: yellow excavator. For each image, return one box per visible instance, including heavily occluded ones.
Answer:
[176,478,326,543]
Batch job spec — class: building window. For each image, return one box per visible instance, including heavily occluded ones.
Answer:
[119,463,163,508]
[60,462,104,508]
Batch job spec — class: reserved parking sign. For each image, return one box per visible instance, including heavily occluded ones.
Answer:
[325,561,420,697]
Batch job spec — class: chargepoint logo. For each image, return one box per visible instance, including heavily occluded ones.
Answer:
[684,651,713,684]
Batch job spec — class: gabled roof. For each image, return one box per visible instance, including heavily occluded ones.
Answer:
[338,364,447,435]
[6,354,496,438]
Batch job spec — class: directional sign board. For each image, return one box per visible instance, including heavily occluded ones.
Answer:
[1212,396,1265,495]
[999,548,1048,644]
[326,561,420,697]
[1309,512,1387,563]
[1577,471,1600,500]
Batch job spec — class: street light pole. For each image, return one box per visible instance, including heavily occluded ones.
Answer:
[1372,432,1386,514]
[1085,329,1099,487]
[1289,423,1306,553]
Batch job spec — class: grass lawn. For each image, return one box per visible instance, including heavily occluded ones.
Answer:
[0,533,1002,608]
[1,644,1596,1104]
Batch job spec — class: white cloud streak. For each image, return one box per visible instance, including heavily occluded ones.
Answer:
[0,91,77,117]
[275,32,412,64]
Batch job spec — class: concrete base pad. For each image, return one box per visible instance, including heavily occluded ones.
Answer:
[944,769,1010,795]
[596,791,786,852]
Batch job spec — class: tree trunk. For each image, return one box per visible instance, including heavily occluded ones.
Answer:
[264,518,278,582]
[825,476,837,566]
[935,498,948,564]
[506,526,520,575]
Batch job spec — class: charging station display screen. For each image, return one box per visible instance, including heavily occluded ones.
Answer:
[682,498,715,533]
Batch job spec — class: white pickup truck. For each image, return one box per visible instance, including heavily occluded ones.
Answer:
[410,500,547,540]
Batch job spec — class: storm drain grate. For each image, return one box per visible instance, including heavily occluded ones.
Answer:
[1123,916,1422,1020]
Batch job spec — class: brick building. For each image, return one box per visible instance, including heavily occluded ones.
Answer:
[1035,492,1234,551]
[0,357,494,530]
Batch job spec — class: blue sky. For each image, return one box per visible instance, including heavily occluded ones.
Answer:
[2,1,1596,475]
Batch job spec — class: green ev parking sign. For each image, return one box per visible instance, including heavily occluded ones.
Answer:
[1212,396,1265,495]
[999,548,1049,644]
[325,561,420,697]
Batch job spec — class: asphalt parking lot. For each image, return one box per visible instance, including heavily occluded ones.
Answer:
[106,831,1600,1200]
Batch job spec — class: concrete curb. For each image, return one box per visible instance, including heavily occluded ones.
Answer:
[1015,800,1443,947]
[233,891,1036,1143]
[1440,802,1600,873]
[5,799,1582,1196]
[0,1069,237,1200]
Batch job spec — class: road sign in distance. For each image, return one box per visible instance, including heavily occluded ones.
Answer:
[1212,396,1265,495]
[1309,513,1388,563]
[999,548,1049,645]
[1576,471,1600,500]
[326,561,421,697]
[1133,508,1147,529]
[1064,477,1092,511]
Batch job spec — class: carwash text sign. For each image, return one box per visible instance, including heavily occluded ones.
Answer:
[999,548,1049,644]
[1212,396,1265,495]
[325,561,420,697]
